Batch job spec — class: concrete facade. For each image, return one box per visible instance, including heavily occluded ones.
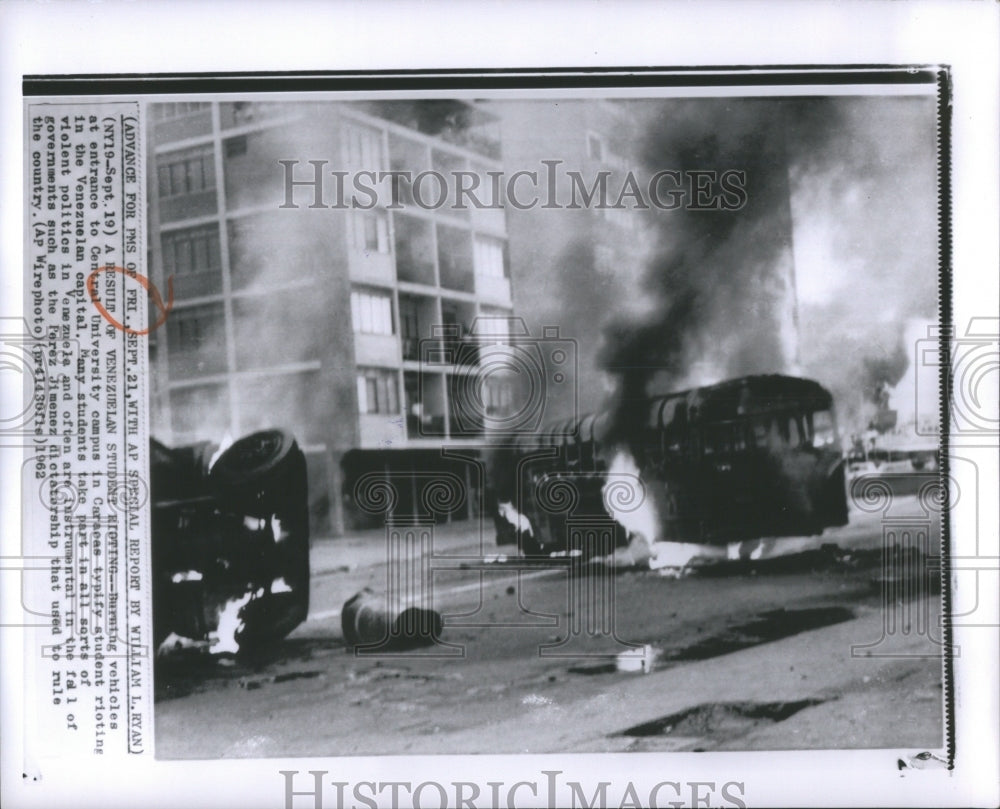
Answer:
[146,100,515,534]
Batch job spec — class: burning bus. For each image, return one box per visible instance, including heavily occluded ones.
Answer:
[490,374,848,560]
[151,429,311,655]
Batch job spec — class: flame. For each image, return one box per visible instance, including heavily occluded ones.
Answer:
[649,541,727,572]
[616,644,660,674]
[207,432,234,472]
[211,588,263,654]
[602,448,660,546]
[597,447,838,573]
[497,501,533,536]
[271,515,285,542]
[156,631,210,657]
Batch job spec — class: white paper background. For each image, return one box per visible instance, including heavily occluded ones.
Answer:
[1,2,997,808]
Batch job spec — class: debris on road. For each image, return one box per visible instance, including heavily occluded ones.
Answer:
[156,632,211,657]
[341,588,443,649]
[616,644,661,674]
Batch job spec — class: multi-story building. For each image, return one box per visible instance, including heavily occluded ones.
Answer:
[494,99,655,421]
[146,100,515,534]
[495,98,801,415]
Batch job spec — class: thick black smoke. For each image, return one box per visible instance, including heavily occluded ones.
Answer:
[861,337,910,406]
[599,95,939,445]
[601,98,839,442]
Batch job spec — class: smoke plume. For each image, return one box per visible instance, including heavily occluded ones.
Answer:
[599,94,939,443]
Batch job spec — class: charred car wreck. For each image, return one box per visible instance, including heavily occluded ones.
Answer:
[490,374,849,561]
[151,429,310,655]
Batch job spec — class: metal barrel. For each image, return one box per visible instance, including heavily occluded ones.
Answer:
[341,588,442,649]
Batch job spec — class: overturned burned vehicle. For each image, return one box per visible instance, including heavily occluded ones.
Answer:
[489,374,849,559]
[151,429,310,655]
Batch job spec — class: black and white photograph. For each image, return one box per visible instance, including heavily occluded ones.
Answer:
[3,4,999,809]
[146,84,946,760]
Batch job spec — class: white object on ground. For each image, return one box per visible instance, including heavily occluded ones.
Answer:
[497,501,533,536]
[211,588,263,654]
[616,644,661,674]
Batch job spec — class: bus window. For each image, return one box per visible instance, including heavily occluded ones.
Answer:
[718,425,732,455]
[701,425,733,457]
[811,410,836,448]
[565,438,579,468]
[733,423,748,452]
[665,429,682,457]
[788,416,801,447]
[769,417,783,447]
[752,418,769,448]
[686,431,700,461]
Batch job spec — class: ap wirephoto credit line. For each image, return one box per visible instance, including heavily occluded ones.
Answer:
[22,101,152,758]
[4,41,998,809]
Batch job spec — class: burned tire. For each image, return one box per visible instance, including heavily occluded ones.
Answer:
[210,429,296,488]
[235,591,310,655]
[210,429,311,651]
[494,515,518,547]
[210,430,303,516]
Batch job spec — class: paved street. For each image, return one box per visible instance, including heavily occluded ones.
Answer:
[154,499,944,758]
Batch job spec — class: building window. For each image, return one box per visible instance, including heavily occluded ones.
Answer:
[166,303,227,377]
[587,133,604,161]
[473,236,507,279]
[173,309,213,353]
[399,297,420,360]
[388,135,429,207]
[350,288,394,336]
[437,225,474,292]
[356,368,400,415]
[348,209,390,254]
[447,373,483,436]
[224,135,248,158]
[399,294,434,361]
[476,307,513,339]
[343,124,384,170]
[431,150,469,216]
[482,375,515,416]
[157,149,216,198]
[153,102,211,121]
[222,101,288,129]
[393,214,435,285]
[162,226,221,277]
[404,370,445,436]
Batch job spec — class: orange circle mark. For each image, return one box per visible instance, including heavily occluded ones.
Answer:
[85,266,174,336]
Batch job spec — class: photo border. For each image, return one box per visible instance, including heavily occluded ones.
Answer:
[2,4,997,809]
